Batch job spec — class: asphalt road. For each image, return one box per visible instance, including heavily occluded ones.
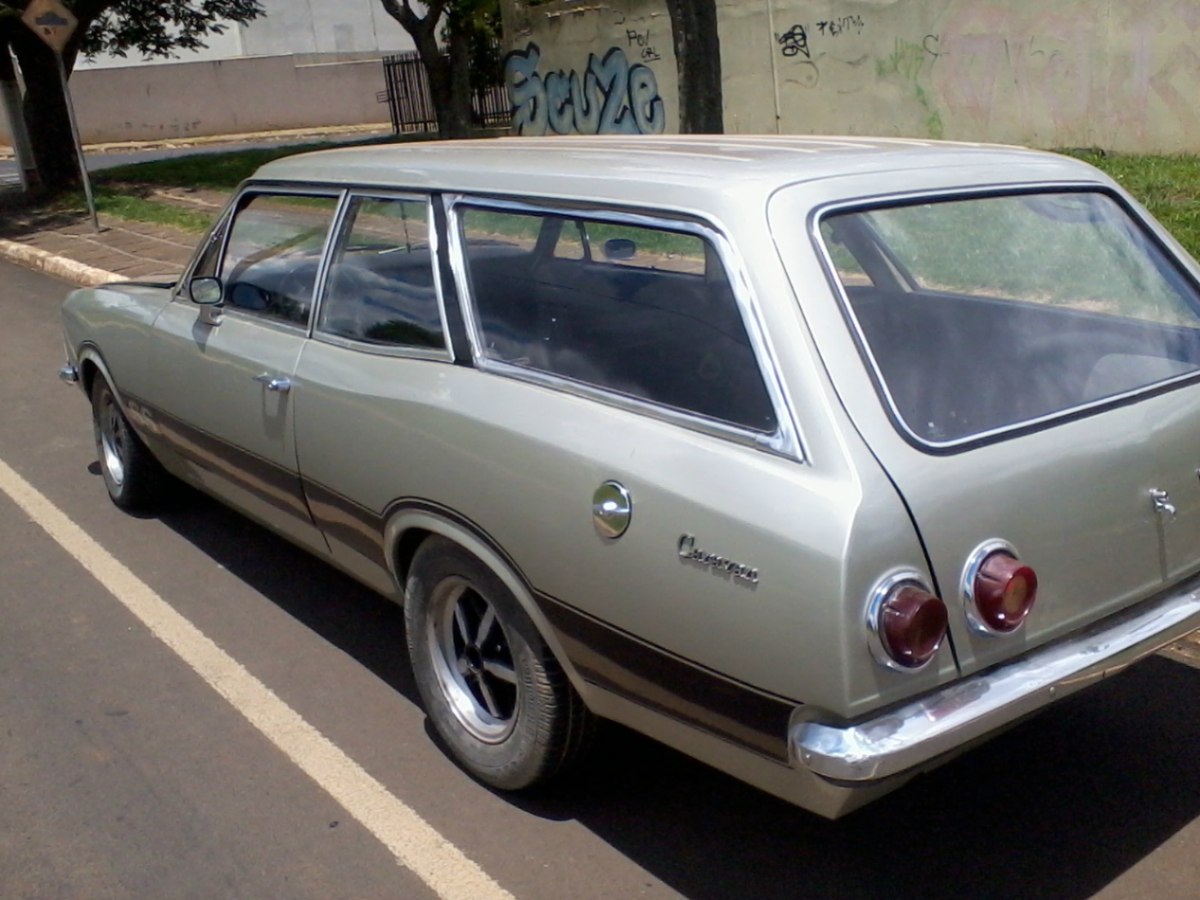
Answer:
[3,258,1200,899]
[0,144,212,185]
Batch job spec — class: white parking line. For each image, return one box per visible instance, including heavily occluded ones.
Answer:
[0,457,514,900]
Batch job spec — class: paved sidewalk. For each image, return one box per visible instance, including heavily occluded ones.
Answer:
[0,203,203,285]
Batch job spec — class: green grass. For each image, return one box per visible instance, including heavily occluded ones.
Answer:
[96,135,399,191]
[92,186,216,232]
[1065,150,1200,255]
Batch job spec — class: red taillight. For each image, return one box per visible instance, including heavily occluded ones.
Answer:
[869,577,948,671]
[970,551,1038,633]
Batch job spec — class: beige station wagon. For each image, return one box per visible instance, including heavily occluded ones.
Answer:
[60,137,1200,818]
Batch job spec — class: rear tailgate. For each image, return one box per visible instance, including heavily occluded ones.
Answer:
[771,177,1200,676]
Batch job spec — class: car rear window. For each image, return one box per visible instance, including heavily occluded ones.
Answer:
[819,191,1200,445]
[456,205,779,434]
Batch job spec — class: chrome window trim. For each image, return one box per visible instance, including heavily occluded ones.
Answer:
[174,205,233,303]
[175,183,347,331]
[310,190,453,361]
[443,194,805,461]
[310,331,453,362]
[810,181,1200,454]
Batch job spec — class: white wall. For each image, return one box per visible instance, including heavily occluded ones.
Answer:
[77,0,417,70]
[65,54,394,143]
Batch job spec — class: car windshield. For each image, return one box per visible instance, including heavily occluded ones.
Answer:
[819,190,1200,445]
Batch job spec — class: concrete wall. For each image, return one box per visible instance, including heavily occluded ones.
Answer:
[238,0,412,58]
[0,55,393,145]
[78,0,416,69]
[502,0,1200,152]
[502,0,678,136]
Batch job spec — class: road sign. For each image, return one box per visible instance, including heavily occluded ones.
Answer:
[21,0,78,56]
[20,0,95,231]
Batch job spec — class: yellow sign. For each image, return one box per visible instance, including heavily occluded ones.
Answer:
[21,0,79,56]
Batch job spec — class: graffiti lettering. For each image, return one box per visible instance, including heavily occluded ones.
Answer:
[777,24,811,59]
[817,15,865,37]
[504,43,666,136]
[625,28,662,63]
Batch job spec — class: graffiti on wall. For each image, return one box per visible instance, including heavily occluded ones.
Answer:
[777,24,811,59]
[775,14,869,90]
[925,3,1200,145]
[504,42,666,137]
[815,15,865,37]
[625,27,662,63]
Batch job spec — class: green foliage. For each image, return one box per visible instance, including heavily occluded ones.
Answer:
[443,0,502,90]
[1065,150,1200,258]
[81,1,264,59]
[0,1,264,59]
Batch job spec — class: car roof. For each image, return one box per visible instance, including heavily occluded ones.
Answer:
[252,135,1104,211]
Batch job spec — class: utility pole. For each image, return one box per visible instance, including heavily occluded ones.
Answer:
[20,0,97,230]
[0,42,39,191]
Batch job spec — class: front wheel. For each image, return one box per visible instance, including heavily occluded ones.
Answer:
[91,375,168,512]
[405,537,594,790]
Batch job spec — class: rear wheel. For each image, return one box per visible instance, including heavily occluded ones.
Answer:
[405,537,593,790]
[91,375,167,512]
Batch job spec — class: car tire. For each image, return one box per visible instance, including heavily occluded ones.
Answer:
[91,375,167,512]
[405,537,594,790]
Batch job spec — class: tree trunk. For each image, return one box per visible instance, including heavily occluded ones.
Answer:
[380,0,471,140]
[664,0,724,134]
[444,22,474,137]
[9,24,81,190]
[412,25,469,139]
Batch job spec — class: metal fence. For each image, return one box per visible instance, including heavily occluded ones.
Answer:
[381,51,511,134]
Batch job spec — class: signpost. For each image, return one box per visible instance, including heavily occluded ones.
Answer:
[21,0,99,232]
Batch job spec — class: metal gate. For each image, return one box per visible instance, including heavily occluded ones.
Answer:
[382,51,511,134]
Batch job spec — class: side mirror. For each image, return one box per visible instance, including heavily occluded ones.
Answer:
[603,238,637,261]
[189,276,223,306]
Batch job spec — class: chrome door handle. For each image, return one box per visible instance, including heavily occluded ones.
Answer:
[253,373,292,393]
[1150,488,1177,519]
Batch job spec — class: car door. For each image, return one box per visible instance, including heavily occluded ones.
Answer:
[146,188,342,551]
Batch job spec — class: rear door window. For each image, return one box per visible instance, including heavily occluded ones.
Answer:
[316,195,446,351]
[456,205,778,434]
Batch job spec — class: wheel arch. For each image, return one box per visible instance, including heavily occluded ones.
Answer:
[383,505,593,702]
[76,344,118,403]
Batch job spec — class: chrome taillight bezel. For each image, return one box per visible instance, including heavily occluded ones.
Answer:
[961,539,1037,636]
[866,569,948,673]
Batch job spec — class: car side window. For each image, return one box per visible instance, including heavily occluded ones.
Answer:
[459,206,779,434]
[219,192,339,328]
[317,196,445,349]
[190,216,227,281]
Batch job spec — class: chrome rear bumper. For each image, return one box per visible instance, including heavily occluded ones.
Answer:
[792,578,1200,782]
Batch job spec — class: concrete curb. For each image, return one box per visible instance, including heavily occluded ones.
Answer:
[0,239,121,287]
